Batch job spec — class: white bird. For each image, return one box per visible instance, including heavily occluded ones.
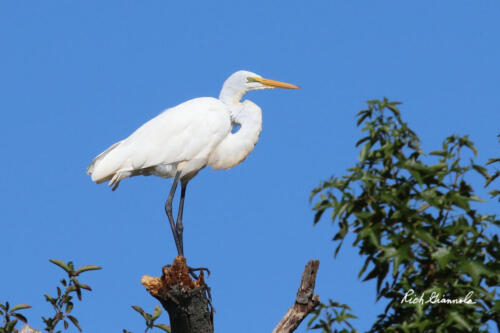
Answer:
[87,70,299,255]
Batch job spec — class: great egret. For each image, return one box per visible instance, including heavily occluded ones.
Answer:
[87,70,299,255]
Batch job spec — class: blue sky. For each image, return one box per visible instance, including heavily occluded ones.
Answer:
[1,1,499,332]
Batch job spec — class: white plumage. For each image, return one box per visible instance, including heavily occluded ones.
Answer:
[87,70,299,255]
[87,97,232,189]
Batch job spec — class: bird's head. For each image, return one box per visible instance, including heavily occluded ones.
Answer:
[230,70,300,91]
[220,70,299,104]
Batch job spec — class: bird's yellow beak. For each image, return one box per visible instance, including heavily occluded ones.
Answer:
[249,77,300,89]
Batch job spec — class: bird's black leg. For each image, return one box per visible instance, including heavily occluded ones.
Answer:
[165,171,182,256]
[173,178,210,278]
[175,180,188,256]
[187,267,211,280]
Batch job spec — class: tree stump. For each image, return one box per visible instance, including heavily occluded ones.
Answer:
[141,256,213,333]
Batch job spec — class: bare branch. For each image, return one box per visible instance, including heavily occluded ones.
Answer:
[273,260,320,333]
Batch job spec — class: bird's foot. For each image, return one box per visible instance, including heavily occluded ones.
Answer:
[162,263,210,280]
[188,266,211,280]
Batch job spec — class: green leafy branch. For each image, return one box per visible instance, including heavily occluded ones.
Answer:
[308,300,358,333]
[484,134,500,201]
[310,98,500,332]
[42,259,101,333]
[123,305,171,333]
[0,302,31,333]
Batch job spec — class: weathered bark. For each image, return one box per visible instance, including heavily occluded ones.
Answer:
[273,260,320,333]
[141,256,213,333]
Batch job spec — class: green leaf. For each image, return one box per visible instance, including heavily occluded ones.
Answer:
[451,193,470,211]
[486,171,500,187]
[67,315,82,332]
[414,230,438,247]
[381,247,397,260]
[358,257,371,279]
[491,299,500,313]
[459,261,493,285]
[11,313,28,324]
[75,265,102,275]
[49,259,71,273]
[386,103,401,116]
[354,211,374,220]
[469,195,486,203]
[75,285,82,301]
[9,304,31,312]
[65,302,74,314]
[4,319,18,332]
[131,305,146,319]
[472,164,490,179]
[153,323,171,332]
[355,136,371,147]
[429,150,448,157]
[44,294,56,306]
[65,285,77,293]
[152,305,162,320]
[449,311,472,331]
[409,169,423,186]
[357,113,371,127]
[486,157,500,165]
[359,143,371,162]
[363,264,379,282]
[431,247,453,267]
[428,162,447,172]
[307,310,319,328]
[76,283,92,291]
[489,189,500,197]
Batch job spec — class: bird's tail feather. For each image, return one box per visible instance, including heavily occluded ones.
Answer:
[87,141,123,176]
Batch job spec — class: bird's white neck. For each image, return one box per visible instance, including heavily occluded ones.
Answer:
[209,90,263,170]
[218,82,261,125]
[219,82,247,106]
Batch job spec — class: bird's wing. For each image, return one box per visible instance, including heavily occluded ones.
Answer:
[89,97,231,183]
